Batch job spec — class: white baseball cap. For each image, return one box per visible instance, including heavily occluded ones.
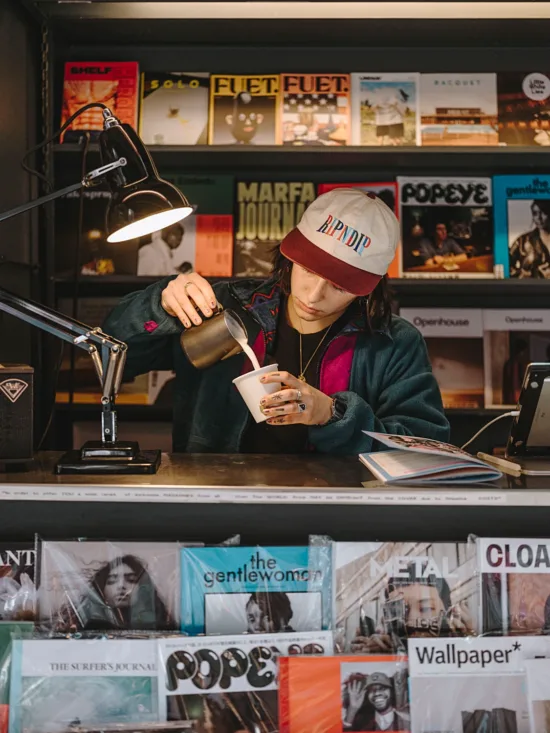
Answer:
[280,187,399,296]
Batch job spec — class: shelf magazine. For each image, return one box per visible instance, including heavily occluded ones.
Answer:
[493,174,550,279]
[160,632,331,733]
[279,74,350,145]
[399,308,485,409]
[408,636,550,733]
[334,541,477,654]
[278,654,409,733]
[317,182,399,278]
[9,638,159,733]
[139,72,210,145]
[478,537,550,636]
[0,543,36,622]
[498,72,550,146]
[179,545,331,636]
[351,72,420,146]
[60,61,139,143]
[525,658,550,733]
[234,180,315,277]
[398,176,494,278]
[419,73,498,146]
[208,75,279,145]
[39,541,180,632]
[483,309,550,408]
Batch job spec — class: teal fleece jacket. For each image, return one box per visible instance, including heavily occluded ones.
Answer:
[103,276,450,454]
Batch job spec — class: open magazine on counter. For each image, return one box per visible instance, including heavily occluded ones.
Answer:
[359,431,503,485]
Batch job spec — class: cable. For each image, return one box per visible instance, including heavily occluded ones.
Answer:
[461,410,520,451]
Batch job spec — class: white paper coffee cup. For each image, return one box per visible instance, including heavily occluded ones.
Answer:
[233,363,281,423]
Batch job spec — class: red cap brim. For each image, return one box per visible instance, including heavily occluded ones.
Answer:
[280,227,382,297]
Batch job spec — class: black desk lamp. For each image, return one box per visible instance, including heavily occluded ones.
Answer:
[0,105,193,474]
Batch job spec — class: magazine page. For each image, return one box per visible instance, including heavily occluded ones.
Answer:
[399,308,485,409]
[498,72,550,146]
[398,176,494,278]
[179,545,331,636]
[279,654,409,733]
[478,538,550,636]
[360,451,502,484]
[9,638,159,733]
[159,631,332,732]
[363,431,488,464]
[408,636,550,733]
[525,658,550,733]
[39,541,180,633]
[334,542,477,655]
[351,72,419,146]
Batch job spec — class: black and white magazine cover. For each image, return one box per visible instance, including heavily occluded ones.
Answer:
[398,177,494,278]
[39,541,180,632]
[408,636,550,733]
[159,631,332,733]
[335,542,477,654]
[0,543,36,622]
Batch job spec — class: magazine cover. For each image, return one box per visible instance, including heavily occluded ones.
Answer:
[334,541,477,655]
[478,537,550,636]
[139,72,209,145]
[525,658,550,733]
[351,72,420,146]
[498,72,550,146]
[180,545,331,636]
[138,174,234,277]
[0,622,33,733]
[0,544,35,623]
[234,180,315,277]
[9,638,158,733]
[408,636,550,733]
[420,73,498,146]
[493,175,550,279]
[279,74,350,146]
[208,75,279,145]
[399,308,484,409]
[159,632,332,732]
[317,182,399,278]
[39,541,180,632]
[279,654,409,733]
[483,309,550,408]
[60,61,139,143]
[398,177,494,278]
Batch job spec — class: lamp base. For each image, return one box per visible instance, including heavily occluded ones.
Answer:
[55,440,161,475]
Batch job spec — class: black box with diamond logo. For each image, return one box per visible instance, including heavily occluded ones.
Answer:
[0,364,33,462]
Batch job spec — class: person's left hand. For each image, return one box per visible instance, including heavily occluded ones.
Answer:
[259,371,333,426]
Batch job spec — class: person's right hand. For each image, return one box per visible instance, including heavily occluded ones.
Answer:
[160,273,218,329]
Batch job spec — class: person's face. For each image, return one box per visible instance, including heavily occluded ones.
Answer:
[290,264,356,323]
[367,684,391,712]
[388,583,445,635]
[163,225,184,250]
[435,224,447,242]
[532,203,550,231]
[103,562,139,608]
[246,600,275,633]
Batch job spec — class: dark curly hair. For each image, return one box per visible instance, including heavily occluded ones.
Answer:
[270,245,393,333]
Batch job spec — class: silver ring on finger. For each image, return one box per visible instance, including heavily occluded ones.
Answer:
[183,281,193,292]
[296,389,302,401]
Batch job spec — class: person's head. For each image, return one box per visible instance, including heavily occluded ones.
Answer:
[245,591,293,633]
[92,555,148,609]
[435,222,447,244]
[384,560,452,637]
[366,673,393,713]
[273,188,399,331]
[161,222,184,249]
[531,200,550,232]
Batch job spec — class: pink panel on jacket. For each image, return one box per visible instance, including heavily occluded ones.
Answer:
[319,333,357,395]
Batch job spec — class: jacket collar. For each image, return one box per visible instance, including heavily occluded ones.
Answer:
[228,276,392,347]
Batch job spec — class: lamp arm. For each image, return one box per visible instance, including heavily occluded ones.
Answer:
[0,287,127,444]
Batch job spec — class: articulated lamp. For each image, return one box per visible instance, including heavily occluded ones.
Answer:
[0,105,193,474]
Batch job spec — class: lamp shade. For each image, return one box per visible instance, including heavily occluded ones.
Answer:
[98,120,192,243]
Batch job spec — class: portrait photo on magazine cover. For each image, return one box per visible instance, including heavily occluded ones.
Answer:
[341,662,410,733]
[204,590,322,635]
[507,199,550,279]
[39,541,180,632]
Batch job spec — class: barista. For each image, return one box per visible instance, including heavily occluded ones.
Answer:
[103,188,449,454]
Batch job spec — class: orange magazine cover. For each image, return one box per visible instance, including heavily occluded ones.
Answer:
[279,74,350,146]
[318,182,399,278]
[60,61,139,142]
[279,655,410,733]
